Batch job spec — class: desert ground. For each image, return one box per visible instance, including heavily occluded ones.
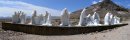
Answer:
[0,20,130,40]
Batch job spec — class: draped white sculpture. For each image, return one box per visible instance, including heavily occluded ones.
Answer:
[104,12,109,25]
[78,8,87,26]
[12,9,122,26]
[86,14,94,26]
[30,11,52,26]
[104,12,113,25]
[39,14,45,25]
[60,8,70,26]
[108,15,121,25]
[44,11,49,24]
[12,12,20,23]
[20,12,26,24]
[92,12,100,25]
[93,19,99,25]
[31,10,37,25]
[116,16,120,24]
[113,16,120,24]
[44,11,52,26]
[34,16,41,25]
[110,15,115,25]
[104,12,111,25]
[12,11,26,24]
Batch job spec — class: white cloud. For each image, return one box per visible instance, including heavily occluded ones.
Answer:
[128,4,130,6]
[92,0,103,4]
[99,0,103,2]
[0,0,61,17]
[92,1,98,4]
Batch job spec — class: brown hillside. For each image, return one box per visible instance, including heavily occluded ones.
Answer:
[70,0,129,19]
[70,0,130,25]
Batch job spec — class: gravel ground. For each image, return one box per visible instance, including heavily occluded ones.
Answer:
[0,21,129,40]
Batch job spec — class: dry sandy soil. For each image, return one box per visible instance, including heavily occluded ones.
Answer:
[0,20,130,40]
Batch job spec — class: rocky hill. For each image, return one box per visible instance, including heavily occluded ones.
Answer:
[69,0,130,25]
[70,0,130,21]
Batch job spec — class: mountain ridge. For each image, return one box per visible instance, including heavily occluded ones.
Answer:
[70,0,129,20]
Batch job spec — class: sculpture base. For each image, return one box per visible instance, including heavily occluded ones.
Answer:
[2,22,128,35]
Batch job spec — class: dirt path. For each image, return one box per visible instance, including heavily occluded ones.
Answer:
[0,21,130,40]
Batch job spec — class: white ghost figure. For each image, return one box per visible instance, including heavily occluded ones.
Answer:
[116,17,120,24]
[44,11,49,24]
[86,14,95,26]
[36,16,42,25]
[110,14,115,25]
[42,11,52,26]
[45,12,52,26]
[31,14,43,25]
[31,10,37,25]
[60,8,70,26]
[93,19,98,25]
[113,16,121,24]
[39,14,45,25]
[20,12,26,24]
[78,8,87,26]
[104,12,113,25]
[92,12,100,25]
[12,12,20,23]
[17,11,21,23]
[41,11,48,25]
[12,12,16,23]
[12,11,27,24]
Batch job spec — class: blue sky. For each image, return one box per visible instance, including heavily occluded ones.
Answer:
[12,0,130,11]
[0,0,130,17]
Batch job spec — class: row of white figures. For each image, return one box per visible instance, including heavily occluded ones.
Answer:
[12,11,26,24]
[30,8,70,26]
[12,8,121,26]
[77,8,101,26]
[12,8,70,26]
[29,11,52,26]
[104,12,121,25]
[77,8,121,26]
[12,11,52,26]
